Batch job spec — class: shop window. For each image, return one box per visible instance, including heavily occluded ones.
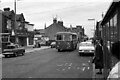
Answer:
[113,14,117,41]
[110,18,114,41]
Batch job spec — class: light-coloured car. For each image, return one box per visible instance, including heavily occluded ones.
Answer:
[78,42,95,56]
[50,42,56,48]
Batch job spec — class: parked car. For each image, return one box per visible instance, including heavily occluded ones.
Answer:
[2,44,25,58]
[78,41,95,56]
[50,42,56,48]
[33,42,41,48]
[40,41,46,46]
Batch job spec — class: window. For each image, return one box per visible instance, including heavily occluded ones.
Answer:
[64,34,71,41]
[7,46,15,49]
[110,18,114,41]
[56,35,63,40]
[113,14,117,41]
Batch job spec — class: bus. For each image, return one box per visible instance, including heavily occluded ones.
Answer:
[55,32,78,52]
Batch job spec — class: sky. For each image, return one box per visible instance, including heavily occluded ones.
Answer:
[0,0,113,37]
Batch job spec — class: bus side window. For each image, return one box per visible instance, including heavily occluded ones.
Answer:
[72,35,77,40]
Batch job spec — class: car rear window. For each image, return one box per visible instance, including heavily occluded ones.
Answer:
[80,43,93,46]
[7,46,15,49]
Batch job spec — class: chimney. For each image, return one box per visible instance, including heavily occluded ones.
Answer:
[76,25,82,29]
[53,17,57,23]
[4,8,10,11]
[70,24,72,31]
[58,21,63,26]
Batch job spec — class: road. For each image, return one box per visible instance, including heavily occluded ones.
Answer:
[2,48,94,78]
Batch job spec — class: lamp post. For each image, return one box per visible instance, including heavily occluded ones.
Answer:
[88,18,96,38]
[13,0,17,44]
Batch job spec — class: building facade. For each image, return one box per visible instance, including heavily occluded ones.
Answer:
[97,1,120,78]
[1,7,32,47]
[67,25,85,42]
[45,18,67,41]
[25,21,34,46]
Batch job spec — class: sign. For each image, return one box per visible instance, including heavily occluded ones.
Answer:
[34,35,42,38]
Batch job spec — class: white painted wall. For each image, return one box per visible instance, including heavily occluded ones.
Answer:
[25,23,34,31]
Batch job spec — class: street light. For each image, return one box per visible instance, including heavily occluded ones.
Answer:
[88,18,96,38]
[13,0,20,43]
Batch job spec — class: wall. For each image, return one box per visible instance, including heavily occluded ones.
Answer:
[45,23,67,40]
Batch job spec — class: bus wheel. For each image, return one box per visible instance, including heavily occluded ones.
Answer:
[58,49,61,52]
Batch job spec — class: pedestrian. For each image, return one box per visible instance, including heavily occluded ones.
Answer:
[93,39,104,74]
[107,41,120,80]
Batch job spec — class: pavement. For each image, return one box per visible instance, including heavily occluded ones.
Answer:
[0,46,50,58]
[25,46,50,53]
[92,64,105,80]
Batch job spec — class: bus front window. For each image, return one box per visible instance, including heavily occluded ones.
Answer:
[57,35,63,40]
[64,34,71,41]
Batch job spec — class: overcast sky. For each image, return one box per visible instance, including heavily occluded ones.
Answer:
[0,0,113,37]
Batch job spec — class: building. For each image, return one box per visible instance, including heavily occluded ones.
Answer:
[14,13,28,46]
[100,1,120,78]
[25,21,34,46]
[1,7,31,47]
[1,8,14,50]
[34,29,49,45]
[67,25,85,42]
[95,21,102,40]
[45,18,67,42]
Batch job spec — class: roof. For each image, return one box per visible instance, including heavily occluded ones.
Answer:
[46,22,67,31]
[0,33,10,35]
[56,32,77,35]
[34,29,45,34]
[16,13,25,21]
[2,10,14,19]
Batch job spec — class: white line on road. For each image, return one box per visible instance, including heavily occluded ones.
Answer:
[57,64,63,66]
[82,67,86,71]
[65,63,68,66]
[28,77,32,78]
[68,67,71,69]
[88,67,90,70]
[69,63,72,66]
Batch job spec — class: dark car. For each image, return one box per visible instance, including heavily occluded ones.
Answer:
[50,42,56,48]
[2,44,25,58]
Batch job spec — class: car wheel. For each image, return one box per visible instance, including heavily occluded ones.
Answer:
[14,52,17,57]
[5,55,8,58]
[22,52,25,56]
[58,49,61,52]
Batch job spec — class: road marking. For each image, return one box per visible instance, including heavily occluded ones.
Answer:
[28,77,32,78]
[82,67,85,71]
[68,67,71,69]
[88,60,91,63]
[88,67,90,70]
[65,63,68,66]
[69,63,72,66]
